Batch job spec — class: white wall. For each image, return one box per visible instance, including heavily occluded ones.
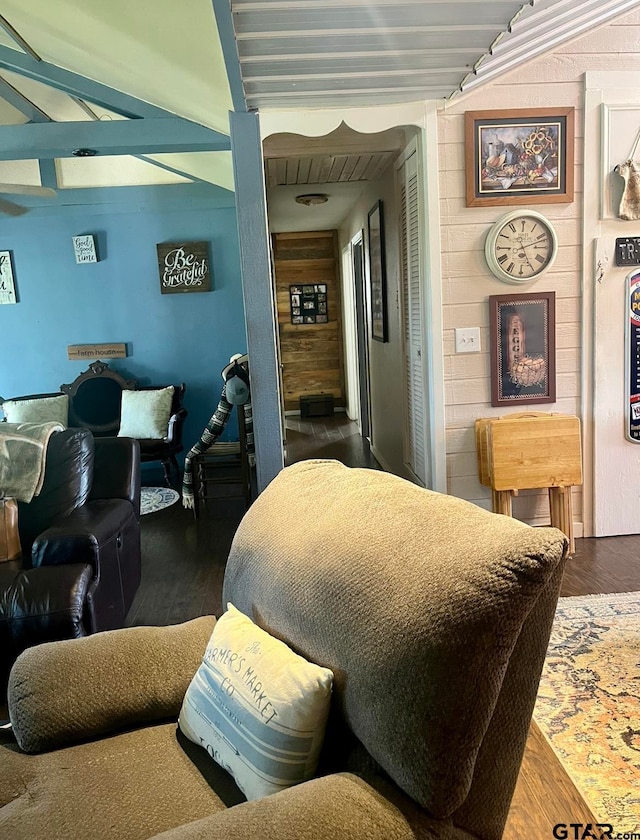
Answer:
[338,165,413,480]
[438,8,640,529]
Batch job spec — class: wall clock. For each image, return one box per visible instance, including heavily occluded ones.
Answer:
[484,209,558,284]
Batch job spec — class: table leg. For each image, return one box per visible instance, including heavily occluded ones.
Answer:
[548,486,574,554]
[492,489,513,517]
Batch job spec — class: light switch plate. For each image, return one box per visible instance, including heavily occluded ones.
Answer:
[455,327,481,353]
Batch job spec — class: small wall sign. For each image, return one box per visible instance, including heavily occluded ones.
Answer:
[157,241,211,294]
[616,237,640,266]
[289,284,328,324]
[73,235,98,264]
[0,251,16,304]
[626,270,640,442]
[67,343,127,360]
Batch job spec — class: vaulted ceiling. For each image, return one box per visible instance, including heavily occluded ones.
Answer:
[0,0,637,215]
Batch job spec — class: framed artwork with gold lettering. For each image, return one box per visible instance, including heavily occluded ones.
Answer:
[489,291,556,406]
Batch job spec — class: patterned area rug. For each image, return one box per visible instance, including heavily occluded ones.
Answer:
[533,592,640,833]
[140,486,180,516]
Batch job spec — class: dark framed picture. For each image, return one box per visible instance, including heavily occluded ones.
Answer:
[489,291,556,407]
[465,108,574,207]
[367,200,388,342]
[289,283,328,325]
[157,241,212,294]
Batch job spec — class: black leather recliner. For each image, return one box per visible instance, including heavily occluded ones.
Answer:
[0,428,141,688]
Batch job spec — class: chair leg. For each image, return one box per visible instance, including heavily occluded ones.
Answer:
[192,457,202,520]
[161,459,172,487]
[170,454,180,484]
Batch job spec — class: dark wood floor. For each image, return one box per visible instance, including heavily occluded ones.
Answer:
[131,415,640,627]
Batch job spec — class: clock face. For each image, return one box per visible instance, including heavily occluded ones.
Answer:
[485,210,557,284]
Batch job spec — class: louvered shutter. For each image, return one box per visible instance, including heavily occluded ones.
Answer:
[399,148,426,485]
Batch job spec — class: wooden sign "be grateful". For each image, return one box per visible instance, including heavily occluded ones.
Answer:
[157,241,212,294]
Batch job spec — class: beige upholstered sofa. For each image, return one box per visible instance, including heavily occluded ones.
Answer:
[0,460,568,840]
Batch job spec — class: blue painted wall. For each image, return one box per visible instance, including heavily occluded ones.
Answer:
[0,183,247,471]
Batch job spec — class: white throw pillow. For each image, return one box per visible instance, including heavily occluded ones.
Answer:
[178,603,334,801]
[117,386,174,439]
[2,394,68,426]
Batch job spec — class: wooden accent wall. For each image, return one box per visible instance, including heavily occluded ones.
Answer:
[272,231,345,412]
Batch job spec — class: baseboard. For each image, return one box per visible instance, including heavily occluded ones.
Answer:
[525,516,584,539]
[370,444,391,473]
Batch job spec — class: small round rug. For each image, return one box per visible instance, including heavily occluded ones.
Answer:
[141,486,180,515]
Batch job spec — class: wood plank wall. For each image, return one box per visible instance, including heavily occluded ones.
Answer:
[437,17,615,526]
[272,231,345,412]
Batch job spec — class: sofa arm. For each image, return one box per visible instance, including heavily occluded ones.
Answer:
[150,773,429,840]
[30,499,133,571]
[8,615,215,753]
[0,563,91,645]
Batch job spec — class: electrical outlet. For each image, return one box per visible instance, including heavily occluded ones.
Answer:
[455,327,481,353]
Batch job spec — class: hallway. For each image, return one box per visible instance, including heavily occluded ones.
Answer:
[284,413,380,470]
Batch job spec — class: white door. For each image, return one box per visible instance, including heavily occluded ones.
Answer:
[398,142,428,486]
[584,72,640,535]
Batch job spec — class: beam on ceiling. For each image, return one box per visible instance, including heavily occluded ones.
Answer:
[135,154,201,184]
[0,15,40,60]
[38,159,57,188]
[461,0,640,94]
[211,0,247,111]
[0,119,231,161]
[0,74,49,121]
[0,45,196,122]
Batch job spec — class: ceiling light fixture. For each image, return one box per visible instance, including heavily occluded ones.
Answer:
[295,193,328,206]
[72,148,99,157]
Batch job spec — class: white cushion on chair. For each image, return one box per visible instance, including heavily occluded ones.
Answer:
[118,386,174,439]
[178,603,333,801]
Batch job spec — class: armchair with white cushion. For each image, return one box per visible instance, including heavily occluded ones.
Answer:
[0,460,568,840]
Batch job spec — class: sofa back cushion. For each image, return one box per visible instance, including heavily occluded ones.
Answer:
[223,459,567,818]
[18,428,94,554]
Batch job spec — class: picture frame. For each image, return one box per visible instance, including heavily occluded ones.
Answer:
[367,200,388,342]
[0,251,16,305]
[465,107,574,207]
[289,283,327,325]
[489,291,556,407]
[157,241,211,294]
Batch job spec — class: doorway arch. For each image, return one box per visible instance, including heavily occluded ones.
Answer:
[259,102,445,491]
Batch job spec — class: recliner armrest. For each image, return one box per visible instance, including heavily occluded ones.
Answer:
[8,615,216,753]
[148,773,433,840]
[30,499,134,571]
[90,436,141,517]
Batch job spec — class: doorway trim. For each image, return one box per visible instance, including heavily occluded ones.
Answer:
[260,101,446,492]
[583,71,640,536]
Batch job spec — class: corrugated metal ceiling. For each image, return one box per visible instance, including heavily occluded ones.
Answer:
[231,0,640,109]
